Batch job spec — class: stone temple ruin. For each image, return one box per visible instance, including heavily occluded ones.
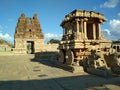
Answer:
[13,9,120,76]
[58,9,120,76]
[14,13,44,54]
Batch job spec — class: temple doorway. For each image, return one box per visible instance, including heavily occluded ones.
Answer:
[27,41,34,54]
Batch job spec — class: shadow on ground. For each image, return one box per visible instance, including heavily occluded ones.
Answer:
[0,75,120,90]
[0,53,120,90]
[31,51,59,68]
[31,51,81,72]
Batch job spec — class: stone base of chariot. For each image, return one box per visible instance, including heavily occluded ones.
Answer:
[87,67,112,77]
[56,62,84,73]
[71,66,84,73]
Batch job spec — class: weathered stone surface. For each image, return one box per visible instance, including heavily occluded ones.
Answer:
[58,9,119,76]
[59,9,111,66]
[14,13,44,54]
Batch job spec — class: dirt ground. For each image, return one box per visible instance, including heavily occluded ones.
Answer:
[0,54,120,90]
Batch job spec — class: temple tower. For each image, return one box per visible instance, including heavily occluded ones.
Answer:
[14,13,44,54]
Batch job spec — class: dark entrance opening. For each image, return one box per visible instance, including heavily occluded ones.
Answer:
[27,41,34,54]
[87,23,93,39]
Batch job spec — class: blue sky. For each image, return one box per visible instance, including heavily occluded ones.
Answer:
[0,0,120,43]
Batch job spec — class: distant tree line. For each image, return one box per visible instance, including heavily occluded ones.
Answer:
[112,40,120,43]
[47,39,60,44]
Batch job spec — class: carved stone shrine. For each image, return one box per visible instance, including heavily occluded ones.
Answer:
[58,9,120,75]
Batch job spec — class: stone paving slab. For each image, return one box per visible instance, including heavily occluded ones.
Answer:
[0,54,120,90]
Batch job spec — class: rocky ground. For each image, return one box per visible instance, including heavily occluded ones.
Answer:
[0,54,120,90]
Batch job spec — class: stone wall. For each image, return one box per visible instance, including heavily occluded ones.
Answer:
[32,44,59,61]
[13,43,59,54]
[0,45,11,52]
[43,44,59,52]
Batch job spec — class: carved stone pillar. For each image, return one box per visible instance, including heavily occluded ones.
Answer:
[76,19,80,33]
[93,23,96,40]
[83,18,88,39]
[84,21,87,39]
[80,19,83,34]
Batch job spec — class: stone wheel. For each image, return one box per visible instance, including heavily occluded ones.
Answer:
[66,50,74,65]
[58,50,65,63]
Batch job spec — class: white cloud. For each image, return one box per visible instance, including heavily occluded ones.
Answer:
[102,29,115,40]
[100,0,119,8]
[45,33,62,39]
[102,19,120,40]
[0,25,13,43]
[0,33,13,42]
[44,33,62,43]
[102,29,111,35]
[110,19,120,31]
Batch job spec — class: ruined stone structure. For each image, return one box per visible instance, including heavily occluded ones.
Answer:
[58,9,120,75]
[14,13,44,54]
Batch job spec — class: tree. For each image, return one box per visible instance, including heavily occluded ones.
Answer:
[47,39,60,44]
